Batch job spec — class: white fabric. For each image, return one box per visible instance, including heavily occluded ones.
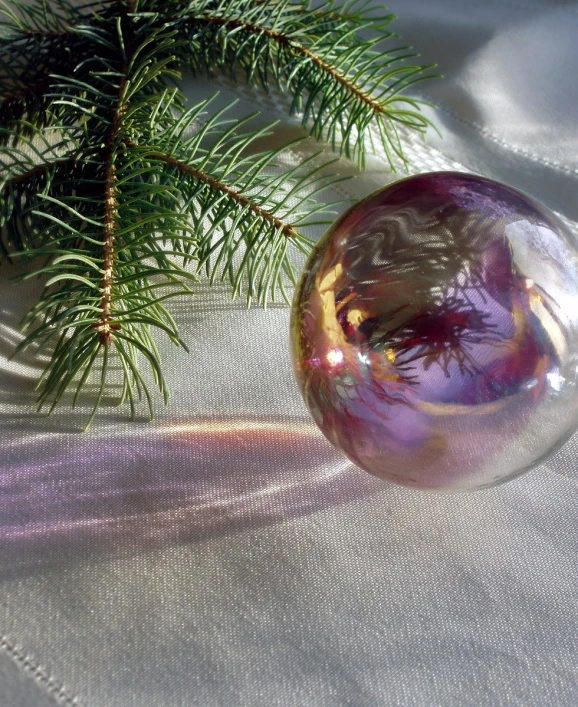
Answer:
[1,1,578,705]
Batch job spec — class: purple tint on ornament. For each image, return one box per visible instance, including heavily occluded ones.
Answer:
[290,172,578,490]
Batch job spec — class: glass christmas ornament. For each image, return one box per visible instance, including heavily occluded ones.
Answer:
[290,172,578,490]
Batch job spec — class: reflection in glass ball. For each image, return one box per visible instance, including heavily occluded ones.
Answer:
[290,172,578,490]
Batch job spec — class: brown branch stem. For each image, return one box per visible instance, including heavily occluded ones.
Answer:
[93,10,134,345]
[21,28,73,38]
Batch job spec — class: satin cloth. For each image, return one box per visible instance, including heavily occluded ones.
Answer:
[2,1,578,705]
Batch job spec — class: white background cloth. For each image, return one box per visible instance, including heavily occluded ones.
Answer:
[1,1,578,705]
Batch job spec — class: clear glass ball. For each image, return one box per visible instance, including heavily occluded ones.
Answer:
[290,172,578,490]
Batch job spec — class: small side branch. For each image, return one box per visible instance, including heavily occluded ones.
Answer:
[190,15,385,115]
[0,156,76,192]
[20,28,73,38]
[0,77,51,103]
[126,139,299,239]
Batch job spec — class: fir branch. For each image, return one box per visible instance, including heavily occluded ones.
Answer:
[127,139,300,240]
[180,0,435,166]
[123,92,338,304]
[192,14,386,113]
[0,0,436,426]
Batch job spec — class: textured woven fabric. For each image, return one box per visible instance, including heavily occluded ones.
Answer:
[1,1,578,705]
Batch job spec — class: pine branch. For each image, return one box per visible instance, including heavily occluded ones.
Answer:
[193,14,385,113]
[180,0,436,166]
[128,140,300,240]
[123,93,338,303]
[0,0,436,426]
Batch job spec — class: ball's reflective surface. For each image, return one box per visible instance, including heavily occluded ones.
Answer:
[290,172,578,489]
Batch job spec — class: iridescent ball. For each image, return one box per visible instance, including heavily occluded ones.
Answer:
[290,172,578,490]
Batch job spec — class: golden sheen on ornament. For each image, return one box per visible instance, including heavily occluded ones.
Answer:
[290,172,578,490]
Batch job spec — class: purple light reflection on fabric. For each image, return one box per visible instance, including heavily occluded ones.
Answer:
[0,420,382,574]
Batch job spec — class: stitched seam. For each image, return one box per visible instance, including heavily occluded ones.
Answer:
[415,93,578,178]
[220,66,578,179]
[215,69,578,179]
[0,634,81,707]
[493,0,578,17]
